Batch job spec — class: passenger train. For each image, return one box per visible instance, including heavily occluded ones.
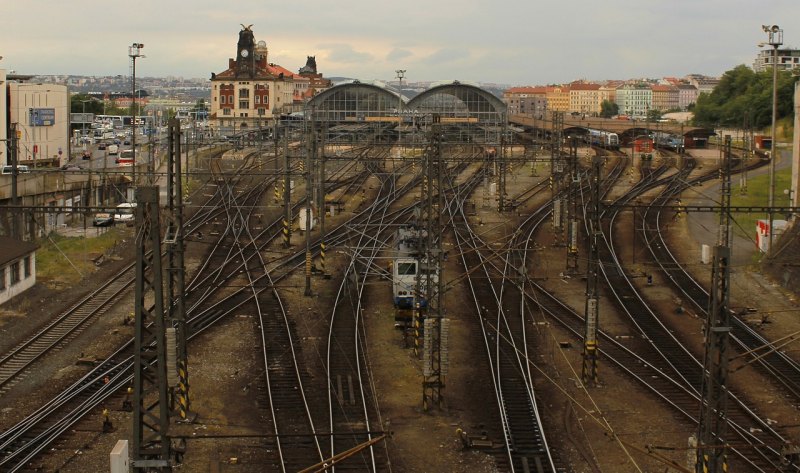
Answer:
[585,128,620,149]
[392,227,438,310]
[651,132,685,152]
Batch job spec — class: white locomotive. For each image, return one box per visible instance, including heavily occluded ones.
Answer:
[391,227,437,310]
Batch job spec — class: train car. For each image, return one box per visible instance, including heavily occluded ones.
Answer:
[586,128,620,149]
[651,132,685,152]
[391,227,437,309]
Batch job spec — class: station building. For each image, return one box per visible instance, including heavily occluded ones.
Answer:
[208,26,331,135]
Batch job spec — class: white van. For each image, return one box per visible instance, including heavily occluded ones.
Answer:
[113,203,137,223]
[107,144,119,155]
[1,165,30,175]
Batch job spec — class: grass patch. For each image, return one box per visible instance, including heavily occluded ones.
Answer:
[729,166,792,239]
[36,227,128,288]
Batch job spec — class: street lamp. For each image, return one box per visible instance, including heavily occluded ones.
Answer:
[762,25,782,252]
[80,99,90,153]
[129,42,144,192]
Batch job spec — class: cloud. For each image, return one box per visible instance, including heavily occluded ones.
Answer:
[320,44,374,64]
[420,48,470,65]
[386,48,413,62]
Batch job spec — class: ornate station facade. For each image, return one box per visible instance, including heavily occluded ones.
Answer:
[209,25,331,135]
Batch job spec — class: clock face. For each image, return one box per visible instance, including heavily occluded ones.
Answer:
[240,49,249,58]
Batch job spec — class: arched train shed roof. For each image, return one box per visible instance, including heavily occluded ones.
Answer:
[407,81,507,117]
[307,80,505,123]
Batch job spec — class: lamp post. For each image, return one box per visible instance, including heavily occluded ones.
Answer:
[395,69,405,199]
[80,99,90,153]
[762,25,782,253]
[129,43,144,194]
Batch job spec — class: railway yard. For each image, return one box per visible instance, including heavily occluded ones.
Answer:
[1,102,800,473]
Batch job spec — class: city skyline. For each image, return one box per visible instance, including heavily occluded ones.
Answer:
[2,0,799,85]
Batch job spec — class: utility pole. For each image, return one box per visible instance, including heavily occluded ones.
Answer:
[551,111,565,246]
[165,118,193,426]
[421,116,448,411]
[129,43,144,197]
[582,155,602,385]
[763,25,783,254]
[304,119,314,297]
[565,137,580,274]
[696,136,733,473]
[283,119,292,249]
[9,123,20,239]
[132,186,172,472]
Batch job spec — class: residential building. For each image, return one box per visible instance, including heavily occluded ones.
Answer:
[6,79,69,167]
[651,85,679,112]
[753,48,800,72]
[503,86,547,117]
[0,237,38,305]
[598,85,617,110]
[568,82,601,116]
[685,74,719,95]
[545,86,570,113]
[615,83,652,118]
[677,84,698,110]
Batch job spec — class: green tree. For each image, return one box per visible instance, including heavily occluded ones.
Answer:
[691,64,799,128]
[69,94,104,114]
[600,100,619,118]
[647,109,663,121]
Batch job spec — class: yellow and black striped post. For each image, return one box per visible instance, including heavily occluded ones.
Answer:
[178,359,189,420]
[413,302,421,358]
[283,217,290,248]
[320,240,326,273]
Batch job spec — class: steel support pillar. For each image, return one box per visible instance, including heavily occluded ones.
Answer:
[421,116,447,411]
[166,119,192,426]
[132,186,172,471]
[696,136,733,473]
[566,137,580,274]
[581,156,602,385]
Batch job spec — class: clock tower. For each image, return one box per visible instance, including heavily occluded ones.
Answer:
[236,24,256,77]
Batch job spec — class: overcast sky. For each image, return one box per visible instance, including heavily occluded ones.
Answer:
[2,0,799,86]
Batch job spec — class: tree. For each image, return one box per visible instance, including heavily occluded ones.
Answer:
[647,109,663,121]
[600,100,619,118]
[69,94,104,114]
[691,64,800,128]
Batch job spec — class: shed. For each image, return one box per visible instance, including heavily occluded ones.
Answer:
[0,236,39,305]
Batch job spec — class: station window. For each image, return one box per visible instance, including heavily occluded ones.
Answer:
[0,267,5,290]
[10,262,20,285]
[258,108,265,116]
[220,96,225,105]
[223,109,231,116]
[23,256,30,278]
[239,89,250,98]
[239,100,249,109]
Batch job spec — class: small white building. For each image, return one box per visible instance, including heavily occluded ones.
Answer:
[0,236,38,305]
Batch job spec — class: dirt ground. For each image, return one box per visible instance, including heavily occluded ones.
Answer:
[1,147,799,472]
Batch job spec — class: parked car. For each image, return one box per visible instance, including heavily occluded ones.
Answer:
[98,143,107,150]
[113,139,121,145]
[123,139,131,146]
[92,212,115,227]
[113,203,137,224]
[82,150,92,160]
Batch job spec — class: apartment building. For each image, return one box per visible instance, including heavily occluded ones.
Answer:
[568,83,601,116]
[651,85,679,112]
[615,83,652,118]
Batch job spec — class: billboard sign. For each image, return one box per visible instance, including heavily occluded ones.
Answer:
[30,108,56,126]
